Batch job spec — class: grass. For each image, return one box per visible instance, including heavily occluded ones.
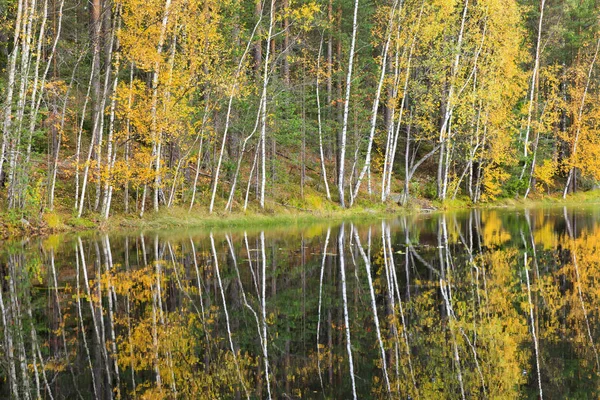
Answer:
[3,188,600,240]
[109,200,402,233]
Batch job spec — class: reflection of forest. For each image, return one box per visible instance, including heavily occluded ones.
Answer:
[1,206,600,398]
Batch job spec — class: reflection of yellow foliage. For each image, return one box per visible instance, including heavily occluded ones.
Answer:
[103,264,253,398]
[533,220,557,250]
[481,249,529,397]
[481,212,511,246]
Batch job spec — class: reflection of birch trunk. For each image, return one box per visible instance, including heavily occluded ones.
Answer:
[0,271,19,398]
[25,291,53,400]
[50,249,81,396]
[149,237,162,389]
[93,241,113,396]
[381,222,401,392]
[338,224,357,399]
[244,232,261,299]
[563,207,600,370]
[385,221,418,395]
[210,233,249,398]
[438,217,465,400]
[102,236,121,397]
[75,242,99,398]
[352,226,391,395]
[167,242,202,320]
[7,260,32,400]
[316,227,331,390]
[227,234,263,339]
[124,237,137,394]
[150,278,162,389]
[84,239,113,396]
[451,218,488,396]
[153,236,177,394]
[259,232,273,399]
[520,229,543,400]
[524,251,543,399]
[189,238,207,325]
[227,234,265,398]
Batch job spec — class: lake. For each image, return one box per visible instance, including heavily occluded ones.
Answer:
[1,206,599,398]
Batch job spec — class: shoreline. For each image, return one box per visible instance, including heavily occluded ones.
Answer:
[3,191,600,240]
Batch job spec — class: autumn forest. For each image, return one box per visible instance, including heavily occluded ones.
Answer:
[1,0,600,223]
[5,0,600,398]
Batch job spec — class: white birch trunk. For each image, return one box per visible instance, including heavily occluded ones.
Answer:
[338,0,360,208]
[522,0,546,161]
[563,36,600,198]
[350,0,401,205]
[0,0,24,184]
[259,0,276,209]
[437,0,468,201]
[316,38,332,200]
[216,14,262,213]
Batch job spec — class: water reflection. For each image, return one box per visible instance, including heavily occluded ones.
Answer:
[1,206,600,398]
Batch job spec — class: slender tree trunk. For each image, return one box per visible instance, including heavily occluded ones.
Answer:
[0,0,25,186]
[253,0,262,76]
[437,0,468,201]
[326,0,333,160]
[259,0,276,209]
[350,0,401,205]
[90,0,102,211]
[316,37,332,200]
[563,36,600,198]
[189,101,210,211]
[7,0,36,208]
[522,0,546,165]
[146,0,173,215]
[338,0,360,208]
[211,16,263,213]
[102,8,122,219]
[124,63,134,214]
[50,42,81,210]
[282,0,290,85]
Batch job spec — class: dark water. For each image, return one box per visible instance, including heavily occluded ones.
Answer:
[2,206,600,399]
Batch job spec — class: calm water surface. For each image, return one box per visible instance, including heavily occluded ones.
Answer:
[1,206,600,399]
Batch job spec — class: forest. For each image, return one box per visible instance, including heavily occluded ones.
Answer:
[1,0,600,222]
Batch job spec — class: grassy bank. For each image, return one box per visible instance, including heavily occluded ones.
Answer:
[432,190,600,211]
[3,190,600,239]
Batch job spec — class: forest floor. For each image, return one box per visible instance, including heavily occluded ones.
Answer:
[2,190,600,240]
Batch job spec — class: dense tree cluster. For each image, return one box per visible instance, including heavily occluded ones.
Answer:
[1,0,599,218]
